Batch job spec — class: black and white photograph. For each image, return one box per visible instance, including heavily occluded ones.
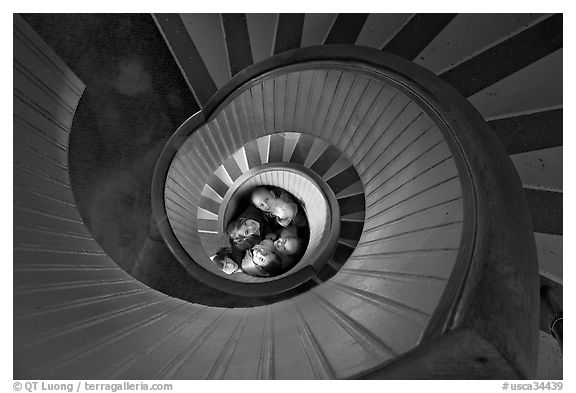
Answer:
[12,10,563,382]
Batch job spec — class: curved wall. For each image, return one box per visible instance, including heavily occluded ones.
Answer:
[13,15,156,378]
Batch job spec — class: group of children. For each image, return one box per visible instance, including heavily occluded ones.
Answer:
[211,186,309,278]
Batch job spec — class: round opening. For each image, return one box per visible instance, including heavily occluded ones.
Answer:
[221,185,310,276]
[199,164,340,283]
[161,130,364,297]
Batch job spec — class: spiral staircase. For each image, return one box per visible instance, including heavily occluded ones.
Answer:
[14,13,562,379]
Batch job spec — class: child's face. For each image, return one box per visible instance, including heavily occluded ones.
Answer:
[252,189,275,212]
[271,201,296,224]
[251,244,277,267]
[274,236,300,256]
[241,246,277,277]
[238,219,260,237]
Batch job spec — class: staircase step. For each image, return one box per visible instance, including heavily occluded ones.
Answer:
[510,147,562,190]
[332,242,355,265]
[441,14,562,97]
[246,14,277,63]
[282,132,300,162]
[326,166,361,195]
[206,176,229,200]
[324,14,369,45]
[382,14,457,61]
[197,207,218,220]
[198,196,221,216]
[339,221,364,241]
[268,133,285,163]
[354,14,412,50]
[340,211,365,222]
[152,14,217,107]
[214,164,234,186]
[244,139,263,169]
[289,132,315,165]
[323,154,354,181]
[338,238,359,248]
[222,14,253,76]
[524,188,562,235]
[178,13,230,89]
[301,14,337,47]
[338,194,366,216]
[488,109,562,154]
[535,233,562,285]
[414,14,548,74]
[222,156,243,182]
[232,147,250,174]
[468,50,562,119]
[274,14,305,54]
[256,134,271,164]
[197,219,218,233]
[309,145,341,177]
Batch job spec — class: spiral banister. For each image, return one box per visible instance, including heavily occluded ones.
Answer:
[151,45,538,376]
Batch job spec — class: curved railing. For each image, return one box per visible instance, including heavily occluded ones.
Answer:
[15,16,538,380]
[152,45,539,377]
